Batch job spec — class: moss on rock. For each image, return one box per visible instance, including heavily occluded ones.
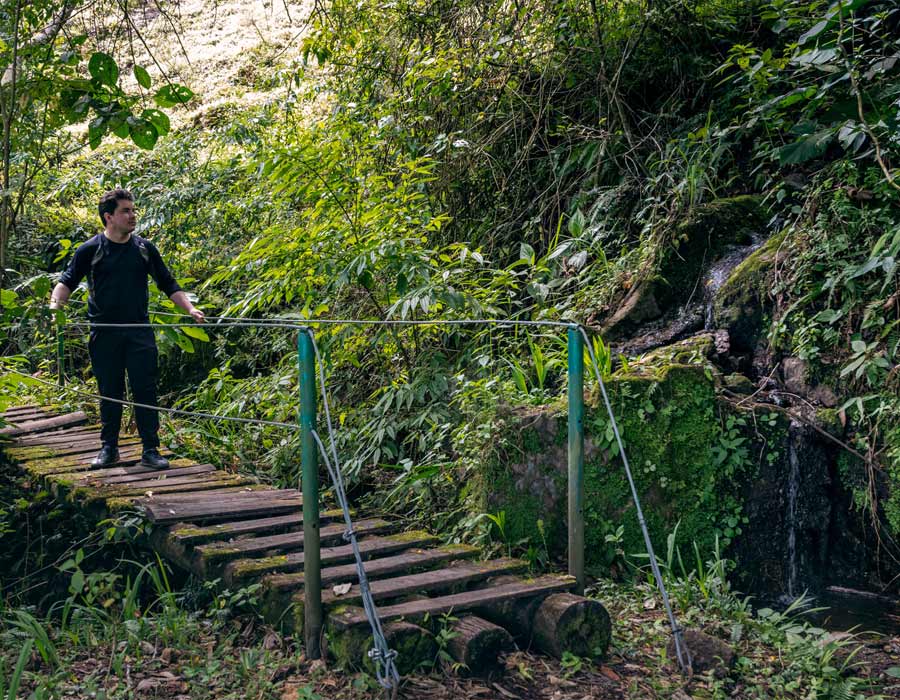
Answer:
[713,230,786,351]
[473,363,753,571]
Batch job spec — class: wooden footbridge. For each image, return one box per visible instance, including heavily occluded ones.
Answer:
[1,404,611,676]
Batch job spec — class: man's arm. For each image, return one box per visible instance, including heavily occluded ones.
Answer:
[49,282,71,310]
[170,290,205,323]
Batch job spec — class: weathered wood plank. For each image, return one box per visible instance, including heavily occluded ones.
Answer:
[84,464,217,485]
[78,474,253,501]
[278,558,527,635]
[162,508,350,547]
[142,489,302,525]
[0,412,88,437]
[12,437,142,461]
[13,427,103,446]
[50,461,203,484]
[222,531,440,587]
[193,519,397,578]
[32,450,177,477]
[330,575,576,630]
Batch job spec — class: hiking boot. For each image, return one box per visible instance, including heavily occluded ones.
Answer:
[91,446,120,467]
[140,449,169,470]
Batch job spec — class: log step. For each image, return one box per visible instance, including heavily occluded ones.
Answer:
[329,575,576,630]
[222,531,440,586]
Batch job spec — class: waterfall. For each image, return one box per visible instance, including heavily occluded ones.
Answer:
[785,422,801,599]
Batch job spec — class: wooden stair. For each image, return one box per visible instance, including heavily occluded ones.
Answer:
[1,405,606,673]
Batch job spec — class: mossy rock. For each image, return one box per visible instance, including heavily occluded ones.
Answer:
[713,230,786,352]
[603,196,765,338]
[474,364,751,571]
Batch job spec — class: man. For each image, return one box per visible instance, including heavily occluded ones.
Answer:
[49,189,205,468]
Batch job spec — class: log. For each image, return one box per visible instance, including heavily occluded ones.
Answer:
[446,615,512,676]
[327,610,437,675]
[532,592,611,659]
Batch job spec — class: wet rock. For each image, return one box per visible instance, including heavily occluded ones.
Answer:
[713,231,786,353]
[669,629,735,678]
[723,373,754,394]
[603,197,764,339]
[782,357,810,394]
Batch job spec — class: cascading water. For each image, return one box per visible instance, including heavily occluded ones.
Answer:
[784,422,801,600]
[703,234,762,331]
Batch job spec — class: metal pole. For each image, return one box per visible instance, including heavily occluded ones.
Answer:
[56,311,65,388]
[567,325,585,594]
[298,329,322,658]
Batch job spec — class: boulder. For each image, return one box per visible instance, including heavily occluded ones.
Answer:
[668,629,735,678]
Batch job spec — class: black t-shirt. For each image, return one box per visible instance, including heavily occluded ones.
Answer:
[59,233,182,324]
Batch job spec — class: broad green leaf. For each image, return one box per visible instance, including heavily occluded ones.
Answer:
[154,84,194,107]
[142,108,170,136]
[181,326,209,341]
[88,52,119,86]
[778,129,833,165]
[128,119,158,150]
[798,20,828,45]
[0,288,18,306]
[88,117,105,150]
[134,64,152,89]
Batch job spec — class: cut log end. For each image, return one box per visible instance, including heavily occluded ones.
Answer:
[446,615,513,677]
[532,593,611,659]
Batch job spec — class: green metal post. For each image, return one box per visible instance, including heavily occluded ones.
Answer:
[567,326,585,594]
[56,311,65,388]
[298,329,322,658]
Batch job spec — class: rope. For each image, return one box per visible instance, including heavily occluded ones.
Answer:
[10,371,302,431]
[579,326,692,674]
[307,329,401,694]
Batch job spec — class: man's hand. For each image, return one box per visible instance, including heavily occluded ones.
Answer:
[189,307,205,323]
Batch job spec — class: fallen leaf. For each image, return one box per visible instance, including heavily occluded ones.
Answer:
[599,665,621,681]
[333,583,352,596]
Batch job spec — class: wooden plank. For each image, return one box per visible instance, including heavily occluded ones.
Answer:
[162,508,351,547]
[43,457,192,484]
[193,519,397,577]
[86,473,252,498]
[13,427,103,446]
[330,575,577,630]
[33,449,176,476]
[264,545,482,597]
[13,437,142,461]
[3,408,52,422]
[142,490,302,525]
[86,464,217,485]
[0,412,88,437]
[222,531,440,587]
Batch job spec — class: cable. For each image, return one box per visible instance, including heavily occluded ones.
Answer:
[10,371,302,431]
[579,326,692,674]
[306,329,400,694]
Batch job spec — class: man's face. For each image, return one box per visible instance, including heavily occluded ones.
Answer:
[106,199,137,234]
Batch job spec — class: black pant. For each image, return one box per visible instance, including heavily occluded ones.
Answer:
[89,328,160,450]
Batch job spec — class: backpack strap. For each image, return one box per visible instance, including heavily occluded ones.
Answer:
[90,234,151,273]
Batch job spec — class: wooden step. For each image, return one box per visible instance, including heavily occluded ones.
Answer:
[329,574,576,630]
[30,448,176,477]
[13,427,103,447]
[142,489,302,525]
[0,412,88,437]
[160,508,352,548]
[11,436,142,461]
[193,519,397,578]
[2,408,52,422]
[80,473,253,501]
[83,464,217,485]
[222,531,440,587]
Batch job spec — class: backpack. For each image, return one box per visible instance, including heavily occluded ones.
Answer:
[88,234,151,293]
[90,233,150,270]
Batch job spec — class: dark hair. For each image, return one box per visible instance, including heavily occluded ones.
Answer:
[98,189,134,227]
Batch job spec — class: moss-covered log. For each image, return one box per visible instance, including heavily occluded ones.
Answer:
[326,608,436,675]
[446,615,512,676]
[531,593,611,659]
